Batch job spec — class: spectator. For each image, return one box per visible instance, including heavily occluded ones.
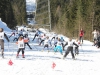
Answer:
[92,29,99,46]
[79,28,84,44]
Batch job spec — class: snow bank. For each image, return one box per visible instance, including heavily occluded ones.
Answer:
[0,18,11,32]
[39,28,49,33]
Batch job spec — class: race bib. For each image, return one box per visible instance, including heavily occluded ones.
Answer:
[0,32,4,39]
[18,40,24,48]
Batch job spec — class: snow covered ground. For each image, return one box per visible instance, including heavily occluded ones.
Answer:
[0,20,100,75]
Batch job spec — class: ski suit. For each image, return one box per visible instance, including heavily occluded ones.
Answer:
[16,36,25,58]
[54,39,63,55]
[63,39,79,59]
[0,28,9,58]
[39,33,46,45]
[24,36,32,49]
[43,36,51,51]
[13,32,18,41]
[32,29,41,41]
[74,39,80,55]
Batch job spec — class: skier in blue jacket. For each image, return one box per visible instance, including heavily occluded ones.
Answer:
[54,38,63,55]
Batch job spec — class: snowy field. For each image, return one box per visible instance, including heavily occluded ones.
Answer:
[0,32,100,75]
[0,20,100,75]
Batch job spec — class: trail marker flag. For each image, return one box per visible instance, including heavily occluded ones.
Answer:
[8,60,13,66]
[52,62,56,69]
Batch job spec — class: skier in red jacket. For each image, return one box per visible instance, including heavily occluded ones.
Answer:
[79,28,84,44]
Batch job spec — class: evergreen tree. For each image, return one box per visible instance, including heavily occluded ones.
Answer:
[0,0,27,29]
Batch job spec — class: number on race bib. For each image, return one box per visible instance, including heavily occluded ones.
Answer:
[20,44,23,47]
[0,36,2,39]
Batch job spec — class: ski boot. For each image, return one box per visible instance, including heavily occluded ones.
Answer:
[22,54,25,58]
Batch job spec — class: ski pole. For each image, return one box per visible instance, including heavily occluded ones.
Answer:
[8,42,15,59]
[80,44,85,57]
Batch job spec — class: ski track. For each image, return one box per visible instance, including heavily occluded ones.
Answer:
[0,32,100,75]
[0,43,100,75]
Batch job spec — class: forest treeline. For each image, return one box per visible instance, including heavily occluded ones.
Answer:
[50,0,100,40]
[37,0,100,40]
[0,0,100,40]
[0,0,26,29]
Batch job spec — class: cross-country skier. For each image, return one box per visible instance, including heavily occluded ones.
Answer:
[0,28,9,58]
[23,30,28,38]
[24,35,32,49]
[39,33,46,45]
[42,36,51,52]
[16,36,25,58]
[13,32,18,41]
[53,37,58,47]
[74,39,80,55]
[51,33,57,41]
[60,36,65,50]
[63,38,79,60]
[32,29,41,41]
[54,38,63,55]
[18,29,23,37]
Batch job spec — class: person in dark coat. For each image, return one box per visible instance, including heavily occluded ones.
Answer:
[63,38,79,60]
[32,29,41,41]
[0,28,9,58]
[74,39,80,55]
[97,34,100,48]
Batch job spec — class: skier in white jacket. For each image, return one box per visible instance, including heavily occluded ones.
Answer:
[0,28,9,58]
